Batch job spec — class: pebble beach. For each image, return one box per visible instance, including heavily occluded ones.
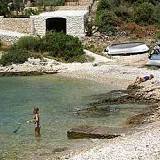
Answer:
[60,51,160,160]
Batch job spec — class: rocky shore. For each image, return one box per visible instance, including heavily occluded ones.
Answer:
[61,79,160,160]
[60,51,160,160]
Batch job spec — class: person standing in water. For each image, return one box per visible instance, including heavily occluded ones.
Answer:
[33,107,41,137]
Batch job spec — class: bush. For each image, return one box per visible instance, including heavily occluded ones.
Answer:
[11,32,85,63]
[0,49,31,66]
[0,40,2,49]
[97,0,112,11]
[156,31,160,40]
[124,0,159,5]
[15,36,41,52]
[153,4,160,25]
[41,32,85,62]
[24,8,40,17]
[96,0,159,35]
[40,0,65,6]
[114,5,133,21]
[134,2,155,25]
[96,11,118,34]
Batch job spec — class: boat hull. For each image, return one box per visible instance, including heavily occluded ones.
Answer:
[105,42,149,56]
[147,60,160,66]
[147,53,160,66]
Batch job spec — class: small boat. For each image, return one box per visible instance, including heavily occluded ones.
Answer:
[147,52,160,66]
[147,59,160,66]
[146,41,160,66]
[104,42,149,56]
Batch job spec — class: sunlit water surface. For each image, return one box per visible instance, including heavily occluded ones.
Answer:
[0,75,146,159]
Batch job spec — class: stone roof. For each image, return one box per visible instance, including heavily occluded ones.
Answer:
[39,10,88,18]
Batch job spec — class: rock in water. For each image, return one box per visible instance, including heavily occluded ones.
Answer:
[67,125,128,139]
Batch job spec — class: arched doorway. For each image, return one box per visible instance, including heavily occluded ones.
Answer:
[46,18,66,33]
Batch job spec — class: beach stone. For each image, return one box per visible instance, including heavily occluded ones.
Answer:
[67,125,128,139]
[28,58,41,65]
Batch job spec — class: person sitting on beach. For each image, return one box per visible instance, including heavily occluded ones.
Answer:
[134,74,154,84]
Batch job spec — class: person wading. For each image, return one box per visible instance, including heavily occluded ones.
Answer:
[33,107,40,137]
[27,107,41,137]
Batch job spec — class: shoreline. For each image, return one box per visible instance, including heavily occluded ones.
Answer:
[1,51,160,159]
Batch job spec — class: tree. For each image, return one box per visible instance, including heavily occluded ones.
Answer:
[0,0,10,17]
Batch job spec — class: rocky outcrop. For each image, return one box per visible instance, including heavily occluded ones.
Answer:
[89,79,160,108]
[127,80,160,103]
[0,57,63,76]
[67,125,129,139]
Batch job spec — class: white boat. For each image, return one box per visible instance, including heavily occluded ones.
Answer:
[147,52,160,66]
[104,42,149,56]
[147,59,160,66]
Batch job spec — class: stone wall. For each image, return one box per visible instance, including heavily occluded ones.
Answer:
[31,16,46,36]
[0,16,33,34]
[0,29,27,45]
[67,16,86,37]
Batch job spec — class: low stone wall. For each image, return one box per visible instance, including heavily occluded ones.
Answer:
[0,16,33,34]
[0,29,27,45]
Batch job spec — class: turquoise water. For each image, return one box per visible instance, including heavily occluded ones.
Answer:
[0,75,146,159]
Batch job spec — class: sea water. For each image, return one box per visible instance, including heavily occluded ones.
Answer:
[0,75,146,159]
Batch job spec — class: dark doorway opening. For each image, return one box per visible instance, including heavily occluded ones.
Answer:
[46,18,66,33]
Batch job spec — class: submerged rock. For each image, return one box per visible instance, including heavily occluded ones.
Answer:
[74,105,119,118]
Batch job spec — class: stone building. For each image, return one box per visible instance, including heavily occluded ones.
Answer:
[0,10,88,44]
[32,10,88,37]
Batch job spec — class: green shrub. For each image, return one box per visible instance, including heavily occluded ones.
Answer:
[0,49,31,66]
[24,8,40,17]
[134,2,155,25]
[96,0,159,35]
[41,0,64,6]
[96,11,118,34]
[15,36,41,52]
[41,32,84,62]
[124,0,159,5]
[97,0,112,11]
[114,5,133,21]
[0,40,2,49]
[156,31,160,40]
[153,4,160,25]
[2,32,85,64]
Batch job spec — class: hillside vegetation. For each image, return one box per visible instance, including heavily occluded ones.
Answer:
[96,0,160,36]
